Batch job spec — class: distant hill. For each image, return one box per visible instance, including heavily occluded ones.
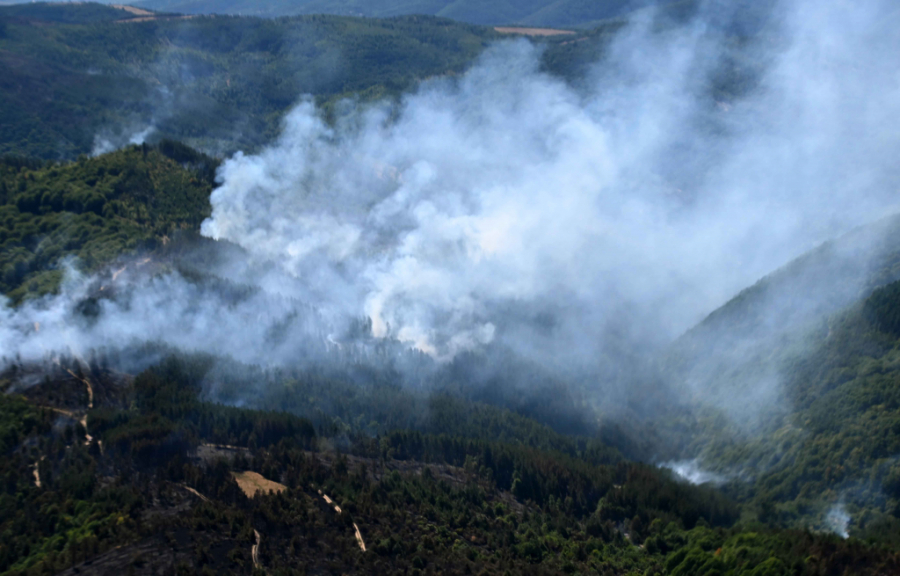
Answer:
[0,3,497,159]
[0,1,760,160]
[127,0,657,27]
[0,2,133,23]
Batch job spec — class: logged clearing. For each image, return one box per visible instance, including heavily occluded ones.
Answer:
[109,7,198,24]
[111,5,154,16]
[232,471,287,498]
[116,14,196,23]
[494,27,576,36]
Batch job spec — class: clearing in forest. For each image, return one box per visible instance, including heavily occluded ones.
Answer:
[111,5,155,16]
[494,27,576,36]
[232,471,288,498]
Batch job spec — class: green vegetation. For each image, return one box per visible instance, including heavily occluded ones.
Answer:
[682,282,900,539]
[1,131,900,575]
[3,351,898,575]
[0,142,216,301]
[0,3,497,159]
[642,215,900,542]
[131,0,659,27]
[1,4,900,573]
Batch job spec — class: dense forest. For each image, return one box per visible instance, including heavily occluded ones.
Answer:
[0,141,900,574]
[127,0,662,28]
[4,349,900,575]
[2,2,900,575]
[0,2,757,160]
[0,3,498,159]
[0,142,217,301]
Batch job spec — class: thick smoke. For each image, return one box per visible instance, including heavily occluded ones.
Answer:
[1,0,899,435]
[200,0,900,367]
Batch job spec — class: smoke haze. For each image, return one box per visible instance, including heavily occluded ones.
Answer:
[2,0,900,438]
[200,0,900,363]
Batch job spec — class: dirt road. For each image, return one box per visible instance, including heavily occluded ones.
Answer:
[33,458,44,488]
[353,523,366,552]
[38,405,94,445]
[252,530,261,567]
[54,360,97,445]
[317,489,366,551]
[179,485,209,502]
[318,489,342,513]
[57,362,94,410]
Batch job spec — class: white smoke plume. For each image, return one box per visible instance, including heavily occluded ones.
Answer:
[199,0,900,365]
[825,502,851,539]
[0,0,899,430]
[91,125,156,157]
[662,459,728,485]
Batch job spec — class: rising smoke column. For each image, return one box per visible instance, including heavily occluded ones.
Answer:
[201,0,900,364]
[0,0,897,406]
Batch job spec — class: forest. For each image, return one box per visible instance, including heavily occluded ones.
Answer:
[4,347,900,575]
[0,2,754,160]
[0,3,498,159]
[128,0,667,28]
[0,142,899,574]
[2,1,900,575]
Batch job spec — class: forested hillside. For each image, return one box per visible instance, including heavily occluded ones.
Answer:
[126,0,658,27]
[2,1,900,574]
[0,141,217,302]
[0,2,760,160]
[646,216,900,541]
[0,143,900,574]
[3,345,899,575]
[126,0,776,30]
[0,3,496,158]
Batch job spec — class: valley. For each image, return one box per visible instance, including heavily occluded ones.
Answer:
[1,1,900,575]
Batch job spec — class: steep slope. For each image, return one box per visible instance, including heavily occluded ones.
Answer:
[0,142,217,302]
[668,214,900,417]
[655,214,900,538]
[2,140,900,573]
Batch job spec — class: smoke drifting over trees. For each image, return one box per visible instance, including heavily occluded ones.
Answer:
[3,0,900,431]
[202,0,900,362]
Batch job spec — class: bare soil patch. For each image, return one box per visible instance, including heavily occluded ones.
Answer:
[494,27,576,36]
[111,4,155,16]
[232,471,287,498]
